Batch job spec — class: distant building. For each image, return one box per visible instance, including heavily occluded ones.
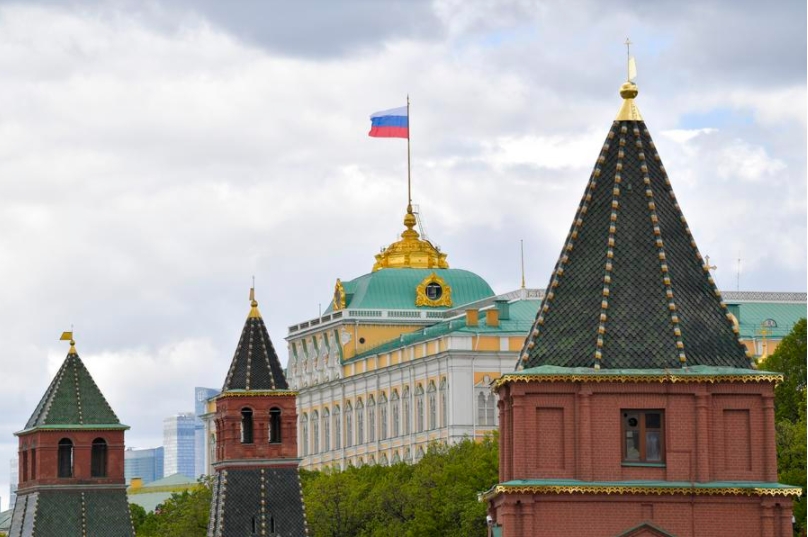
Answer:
[163,413,196,479]
[9,457,17,509]
[194,387,219,477]
[127,473,198,513]
[124,447,164,485]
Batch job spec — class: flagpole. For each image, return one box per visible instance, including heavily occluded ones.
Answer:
[407,94,412,213]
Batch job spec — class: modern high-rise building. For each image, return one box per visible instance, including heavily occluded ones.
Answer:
[162,412,196,479]
[124,447,164,485]
[194,387,219,477]
[9,457,17,509]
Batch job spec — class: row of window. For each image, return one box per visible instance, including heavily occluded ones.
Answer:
[323,446,427,470]
[20,438,108,481]
[237,407,283,445]
[300,382,448,456]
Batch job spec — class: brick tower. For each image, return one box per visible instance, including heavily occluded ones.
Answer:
[207,290,308,537]
[485,76,801,536]
[8,334,133,537]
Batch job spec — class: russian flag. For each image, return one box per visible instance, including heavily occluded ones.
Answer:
[369,106,408,138]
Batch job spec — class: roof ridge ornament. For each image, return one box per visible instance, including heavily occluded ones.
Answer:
[615,38,643,122]
[248,284,262,318]
[60,329,77,355]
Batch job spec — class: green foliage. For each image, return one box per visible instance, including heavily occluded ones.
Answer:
[761,319,807,535]
[134,476,213,537]
[760,318,806,423]
[129,502,147,532]
[302,434,498,537]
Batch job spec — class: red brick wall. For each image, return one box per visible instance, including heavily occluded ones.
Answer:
[214,394,298,463]
[491,379,791,536]
[17,429,126,489]
[489,493,794,537]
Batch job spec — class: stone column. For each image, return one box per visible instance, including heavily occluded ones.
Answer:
[778,503,793,537]
[762,394,777,482]
[578,387,593,481]
[498,502,518,537]
[518,498,535,535]
[761,501,775,537]
[695,390,710,482]
[511,393,526,478]
[499,396,511,481]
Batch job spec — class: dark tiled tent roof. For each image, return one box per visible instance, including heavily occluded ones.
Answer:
[522,83,749,370]
[208,467,308,536]
[23,350,124,431]
[222,299,289,391]
[9,490,134,537]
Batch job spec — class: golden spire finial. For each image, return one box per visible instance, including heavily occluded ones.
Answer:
[248,280,262,318]
[372,205,450,271]
[615,37,642,121]
[60,329,76,354]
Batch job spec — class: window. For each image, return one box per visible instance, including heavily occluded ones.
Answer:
[426,282,443,300]
[345,402,353,447]
[427,382,437,430]
[241,408,254,444]
[391,390,400,437]
[440,378,448,427]
[58,438,73,478]
[357,399,365,444]
[301,413,309,456]
[415,385,425,432]
[403,386,411,435]
[323,408,331,452]
[312,410,320,454]
[22,451,28,482]
[622,410,665,463]
[380,393,388,440]
[269,408,282,443]
[477,389,496,426]
[91,438,107,477]
[334,405,342,450]
[368,396,376,442]
[31,448,36,480]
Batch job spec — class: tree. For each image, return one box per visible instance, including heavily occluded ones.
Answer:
[302,434,499,537]
[760,319,807,536]
[761,318,806,423]
[135,477,213,537]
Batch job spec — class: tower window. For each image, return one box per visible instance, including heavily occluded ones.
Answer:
[58,438,74,478]
[91,438,108,477]
[241,408,254,444]
[622,410,665,463]
[269,408,282,443]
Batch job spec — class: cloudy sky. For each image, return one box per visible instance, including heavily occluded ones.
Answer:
[0,0,804,508]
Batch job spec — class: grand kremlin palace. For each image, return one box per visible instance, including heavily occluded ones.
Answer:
[199,203,805,472]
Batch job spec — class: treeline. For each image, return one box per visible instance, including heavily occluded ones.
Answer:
[301,434,498,537]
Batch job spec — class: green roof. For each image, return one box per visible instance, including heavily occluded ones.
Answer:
[0,508,11,532]
[523,117,749,370]
[350,298,541,362]
[504,364,776,380]
[22,350,125,432]
[727,300,806,339]
[327,268,494,312]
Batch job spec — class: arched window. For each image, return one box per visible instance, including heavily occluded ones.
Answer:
[380,453,389,466]
[416,446,425,461]
[415,385,425,433]
[356,398,365,444]
[427,381,437,430]
[379,393,388,440]
[345,402,353,448]
[269,408,282,443]
[301,413,309,456]
[403,386,411,435]
[440,378,448,427]
[404,447,412,462]
[391,390,400,437]
[369,454,376,465]
[31,447,36,480]
[477,390,496,426]
[91,438,108,477]
[58,438,73,478]
[323,407,331,452]
[392,451,400,464]
[22,450,28,482]
[241,408,254,444]
[333,405,341,450]
[312,410,320,454]
[367,396,376,443]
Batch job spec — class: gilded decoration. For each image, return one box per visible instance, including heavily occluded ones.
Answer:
[482,484,803,502]
[333,279,346,311]
[219,390,298,398]
[492,371,783,390]
[415,272,453,307]
[373,209,449,272]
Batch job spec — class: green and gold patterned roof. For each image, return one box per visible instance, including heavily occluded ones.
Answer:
[21,349,125,432]
[520,83,750,371]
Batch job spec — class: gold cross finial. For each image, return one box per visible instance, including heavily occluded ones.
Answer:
[625,37,632,81]
[705,255,717,272]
